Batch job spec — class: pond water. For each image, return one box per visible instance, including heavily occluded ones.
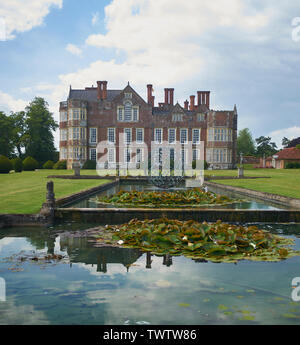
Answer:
[1,223,300,325]
[66,181,284,210]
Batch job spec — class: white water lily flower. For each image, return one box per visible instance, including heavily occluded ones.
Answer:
[117,240,124,245]
[182,236,188,240]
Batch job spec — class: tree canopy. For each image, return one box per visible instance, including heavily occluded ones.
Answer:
[255,136,278,157]
[237,128,256,156]
[0,97,58,163]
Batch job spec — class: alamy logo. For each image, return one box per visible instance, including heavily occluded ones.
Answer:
[0,17,6,41]
[291,277,300,302]
[0,277,5,302]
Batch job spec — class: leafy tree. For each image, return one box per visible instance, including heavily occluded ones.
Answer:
[255,136,278,157]
[10,111,28,158]
[24,97,58,164]
[0,112,14,157]
[287,137,300,148]
[282,137,291,148]
[237,128,256,156]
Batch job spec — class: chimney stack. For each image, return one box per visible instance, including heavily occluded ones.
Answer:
[147,84,154,106]
[164,88,169,104]
[190,95,195,111]
[164,88,174,105]
[97,81,108,100]
[169,88,174,106]
[184,100,189,110]
[197,91,210,108]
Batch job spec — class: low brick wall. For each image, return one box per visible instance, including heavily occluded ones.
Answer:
[205,181,300,209]
[55,207,300,224]
[55,180,119,207]
[0,213,46,228]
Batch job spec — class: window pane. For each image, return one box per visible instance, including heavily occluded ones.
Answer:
[90,128,97,143]
[124,102,132,121]
[155,129,162,143]
[169,129,175,143]
[180,129,187,144]
[133,107,138,121]
[108,128,115,143]
[136,129,143,143]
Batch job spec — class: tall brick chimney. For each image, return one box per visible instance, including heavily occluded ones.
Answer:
[147,84,154,106]
[184,100,189,110]
[97,81,108,100]
[169,88,174,106]
[164,88,169,104]
[197,91,210,108]
[206,91,210,108]
[164,88,174,105]
[190,95,195,111]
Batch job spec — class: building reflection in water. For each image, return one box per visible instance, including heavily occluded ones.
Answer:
[59,235,179,273]
[0,228,209,273]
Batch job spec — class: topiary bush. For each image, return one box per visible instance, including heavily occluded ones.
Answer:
[82,160,96,169]
[0,155,13,174]
[11,157,23,172]
[23,156,39,171]
[42,160,54,169]
[53,160,67,170]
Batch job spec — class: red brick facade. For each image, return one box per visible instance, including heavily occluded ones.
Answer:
[59,81,238,170]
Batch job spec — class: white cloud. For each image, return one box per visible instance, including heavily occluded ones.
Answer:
[0,0,63,39]
[268,127,300,149]
[91,11,99,26]
[66,43,82,56]
[0,90,28,112]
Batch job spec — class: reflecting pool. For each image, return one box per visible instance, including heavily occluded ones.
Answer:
[1,223,300,325]
[66,181,284,210]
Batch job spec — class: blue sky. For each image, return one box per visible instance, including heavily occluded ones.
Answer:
[0,0,300,149]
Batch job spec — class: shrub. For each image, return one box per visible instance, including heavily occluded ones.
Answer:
[192,160,209,170]
[0,155,13,174]
[42,160,54,169]
[82,160,96,169]
[286,162,300,169]
[53,160,67,170]
[23,156,39,171]
[11,157,23,172]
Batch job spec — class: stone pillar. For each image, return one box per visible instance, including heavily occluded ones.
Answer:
[238,167,244,178]
[72,162,80,176]
[40,181,56,225]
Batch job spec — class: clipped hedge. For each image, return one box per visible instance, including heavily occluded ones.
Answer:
[11,157,23,173]
[53,160,67,170]
[43,160,54,169]
[286,162,300,169]
[82,159,96,170]
[23,156,39,171]
[0,155,13,174]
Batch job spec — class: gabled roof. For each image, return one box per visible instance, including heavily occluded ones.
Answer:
[266,147,300,160]
[68,89,122,102]
[274,147,300,160]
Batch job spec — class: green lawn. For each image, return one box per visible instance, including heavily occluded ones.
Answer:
[205,168,300,199]
[0,170,110,214]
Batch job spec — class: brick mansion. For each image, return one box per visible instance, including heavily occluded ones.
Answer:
[59,81,238,170]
